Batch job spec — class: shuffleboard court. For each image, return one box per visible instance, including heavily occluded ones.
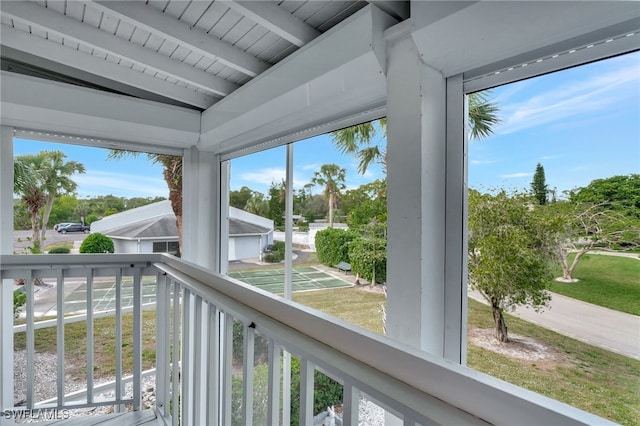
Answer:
[229,266,350,294]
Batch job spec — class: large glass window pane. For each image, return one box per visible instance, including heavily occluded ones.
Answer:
[466,52,640,424]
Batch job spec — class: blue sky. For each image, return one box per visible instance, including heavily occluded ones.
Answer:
[13,51,639,199]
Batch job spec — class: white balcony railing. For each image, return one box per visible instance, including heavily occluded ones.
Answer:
[1,254,613,425]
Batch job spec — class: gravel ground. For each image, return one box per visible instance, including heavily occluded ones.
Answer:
[14,351,384,424]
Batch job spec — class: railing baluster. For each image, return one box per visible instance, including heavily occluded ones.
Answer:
[115,269,123,412]
[132,267,142,411]
[206,303,220,426]
[155,271,169,419]
[299,358,314,426]
[267,340,281,426]
[182,288,192,425]
[242,324,255,426]
[171,280,181,426]
[342,380,359,426]
[25,270,34,408]
[193,294,203,425]
[86,270,94,405]
[56,269,65,407]
[222,314,234,426]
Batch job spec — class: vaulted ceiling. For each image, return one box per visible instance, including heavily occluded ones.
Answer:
[0,1,406,110]
[1,1,637,156]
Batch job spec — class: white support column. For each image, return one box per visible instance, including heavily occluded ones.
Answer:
[182,147,222,271]
[385,32,449,357]
[0,125,14,410]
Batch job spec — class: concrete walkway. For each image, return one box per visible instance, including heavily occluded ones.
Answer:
[469,290,640,360]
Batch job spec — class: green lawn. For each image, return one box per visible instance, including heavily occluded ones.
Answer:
[548,254,640,315]
[295,287,639,425]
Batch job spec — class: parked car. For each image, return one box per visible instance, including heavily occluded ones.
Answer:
[53,223,71,231]
[58,223,89,233]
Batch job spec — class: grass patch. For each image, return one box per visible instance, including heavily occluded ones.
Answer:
[293,288,639,425]
[293,287,386,334]
[14,310,157,380]
[548,254,640,315]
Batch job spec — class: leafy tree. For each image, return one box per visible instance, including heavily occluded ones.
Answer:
[244,192,269,216]
[79,233,114,254]
[332,92,500,175]
[348,236,386,284]
[343,180,387,229]
[230,186,256,210]
[569,174,640,218]
[108,151,181,251]
[299,194,327,224]
[468,190,553,342]
[310,164,346,227]
[47,195,78,226]
[544,201,640,281]
[267,180,286,227]
[531,163,548,205]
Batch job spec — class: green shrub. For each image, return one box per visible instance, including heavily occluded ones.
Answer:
[315,228,358,266]
[232,364,269,425]
[263,241,286,263]
[79,233,114,254]
[13,289,26,318]
[48,246,70,254]
[290,357,343,425]
[349,237,387,283]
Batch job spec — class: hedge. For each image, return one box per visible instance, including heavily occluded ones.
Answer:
[314,228,358,267]
[348,237,387,284]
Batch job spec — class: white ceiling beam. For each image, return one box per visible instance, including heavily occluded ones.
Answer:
[410,1,640,78]
[1,72,200,150]
[199,6,397,155]
[225,1,320,47]
[0,24,216,109]
[0,1,238,97]
[368,1,410,21]
[90,1,269,77]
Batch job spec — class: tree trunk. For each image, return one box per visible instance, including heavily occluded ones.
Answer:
[329,192,334,227]
[491,301,509,342]
[164,164,183,256]
[40,194,55,243]
[30,209,42,253]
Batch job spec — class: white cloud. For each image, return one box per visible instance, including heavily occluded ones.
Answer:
[496,61,640,135]
[74,170,167,197]
[470,159,497,165]
[240,168,307,189]
[499,172,532,178]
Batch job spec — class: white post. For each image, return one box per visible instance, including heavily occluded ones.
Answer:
[282,143,294,425]
[385,32,448,356]
[182,147,222,271]
[0,125,14,411]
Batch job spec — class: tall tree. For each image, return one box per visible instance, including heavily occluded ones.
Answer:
[531,163,548,205]
[332,92,500,175]
[267,180,286,227]
[310,164,346,227]
[468,190,553,342]
[38,151,86,241]
[14,151,85,252]
[108,151,182,253]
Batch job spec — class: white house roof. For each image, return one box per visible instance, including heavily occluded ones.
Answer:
[93,200,272,240]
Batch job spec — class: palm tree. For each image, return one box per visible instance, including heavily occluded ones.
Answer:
[310,164,346,227]
[38,151,86,241]
[14,151,84,252]
[332,92,500,175]
[107,151,183,254]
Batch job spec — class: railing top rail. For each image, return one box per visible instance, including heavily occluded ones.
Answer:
[2,253,614,425]
[157,255,613,426]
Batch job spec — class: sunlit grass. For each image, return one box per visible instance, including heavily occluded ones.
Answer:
[548,254,640,315]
